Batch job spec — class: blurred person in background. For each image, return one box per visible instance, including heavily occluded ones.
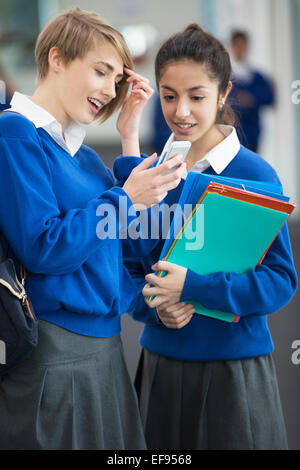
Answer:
[229,30,275,153]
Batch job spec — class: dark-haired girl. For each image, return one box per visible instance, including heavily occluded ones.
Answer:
[124,24,297,450]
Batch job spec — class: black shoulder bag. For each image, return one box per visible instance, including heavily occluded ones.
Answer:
[0,241,38,377]
[0,110,38,377]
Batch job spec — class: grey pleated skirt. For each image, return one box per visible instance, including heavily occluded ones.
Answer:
[135,349,288,450]
[0,320,146,450]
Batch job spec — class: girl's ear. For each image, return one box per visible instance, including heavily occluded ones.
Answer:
[48,47,64,74]
[219,81,232,108]
[226,81,233,98]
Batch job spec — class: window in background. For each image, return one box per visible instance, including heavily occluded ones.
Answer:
[0,0,62,95]
[0,0,40,69]
[118,23,158,63]
[0,0,61,72]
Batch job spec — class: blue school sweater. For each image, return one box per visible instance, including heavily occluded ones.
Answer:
[118,146,298,361]
[0,112,157,337]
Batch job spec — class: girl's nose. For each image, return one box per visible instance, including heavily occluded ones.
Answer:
[175,99,190,120]
[102,79,117,101]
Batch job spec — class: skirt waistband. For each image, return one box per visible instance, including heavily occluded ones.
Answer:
[22,320,121,367]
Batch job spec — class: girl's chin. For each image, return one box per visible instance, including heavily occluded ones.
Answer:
[172,126,199,142]
[78,114,96,125]
[173,131,197,143]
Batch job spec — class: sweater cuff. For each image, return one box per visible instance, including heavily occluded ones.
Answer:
[180,268,207,303]
[113,154,150,181]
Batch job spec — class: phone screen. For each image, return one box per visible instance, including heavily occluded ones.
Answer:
[157,141,191,166]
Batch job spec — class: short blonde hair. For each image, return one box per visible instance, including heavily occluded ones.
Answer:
[35,8,134,124]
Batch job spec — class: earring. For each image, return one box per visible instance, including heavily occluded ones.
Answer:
[220,99,225,109]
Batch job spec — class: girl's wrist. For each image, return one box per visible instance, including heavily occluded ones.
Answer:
[121,136,140,157]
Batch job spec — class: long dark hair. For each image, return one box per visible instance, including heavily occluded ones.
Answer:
[155,24,235,126]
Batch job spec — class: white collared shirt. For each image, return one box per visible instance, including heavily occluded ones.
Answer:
[161,125,241,179]
[9,92,86,157]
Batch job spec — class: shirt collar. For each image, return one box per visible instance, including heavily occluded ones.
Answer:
[9,92,86,156]
[161,125,240,178]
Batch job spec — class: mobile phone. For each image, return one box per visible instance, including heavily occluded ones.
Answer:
[156,140,191,171]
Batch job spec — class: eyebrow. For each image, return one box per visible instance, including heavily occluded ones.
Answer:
[94,61,124,79]
[161,85,208,92]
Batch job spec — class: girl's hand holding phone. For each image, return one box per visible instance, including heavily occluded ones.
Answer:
[123,153,185,209]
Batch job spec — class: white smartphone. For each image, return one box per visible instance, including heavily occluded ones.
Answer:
[156,140,191,171]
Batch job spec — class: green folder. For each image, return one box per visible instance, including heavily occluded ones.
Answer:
[160,183,295,323]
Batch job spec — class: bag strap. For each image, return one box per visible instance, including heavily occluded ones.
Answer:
[0,109,28,282]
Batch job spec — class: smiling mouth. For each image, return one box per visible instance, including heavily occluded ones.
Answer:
[87,97,104,114]
[175,123,197,131]
[174,122,197,134]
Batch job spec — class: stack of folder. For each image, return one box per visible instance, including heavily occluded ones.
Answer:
[151,172,296,323]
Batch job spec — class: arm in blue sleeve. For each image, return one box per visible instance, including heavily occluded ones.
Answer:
[125,257,162,326]
[113,154,147,185]
[122,204,164,258]
[0,135,137,275]
[180,223,298,317]
[114,154,163,257]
